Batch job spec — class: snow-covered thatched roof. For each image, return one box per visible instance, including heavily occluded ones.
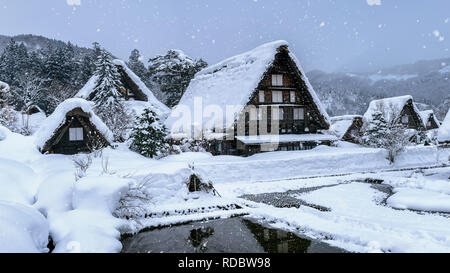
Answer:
[329,115,362,139]
[437,109,450,143]
[420,110,440,128]
[165,40,329,135]
[34,98,113,149]
[363,95,423,125]
[76,59,170,117]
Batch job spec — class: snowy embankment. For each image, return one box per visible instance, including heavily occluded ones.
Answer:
[0,129,132,253]
[195,145,450,184]
[0,128,49,253]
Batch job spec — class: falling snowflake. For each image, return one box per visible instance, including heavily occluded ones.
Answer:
[66,0,81,6]
[366,0,381,6]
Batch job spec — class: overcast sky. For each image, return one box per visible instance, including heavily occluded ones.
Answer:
[0,0,449,72]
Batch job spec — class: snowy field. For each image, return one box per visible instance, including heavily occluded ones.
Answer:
[0,124,449,253]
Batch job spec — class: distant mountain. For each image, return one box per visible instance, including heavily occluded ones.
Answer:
[307,58,450,120]
[0,34,93,58]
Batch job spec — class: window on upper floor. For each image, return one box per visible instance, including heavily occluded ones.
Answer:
[259,91,265,103]
[272,74,283,86]
[401,115,409,124]
[272,91,283,103]
[290,91,296,103]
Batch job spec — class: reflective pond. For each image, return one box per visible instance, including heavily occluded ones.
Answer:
[121,217,345,253]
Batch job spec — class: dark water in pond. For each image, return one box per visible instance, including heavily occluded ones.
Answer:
[121,217,345,253]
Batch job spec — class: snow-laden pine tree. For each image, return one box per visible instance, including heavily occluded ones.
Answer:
[129,108,168,158]
[361,110,411,163]
[147,50,207,107]
[127,49,148,81]
[92,49,133,142]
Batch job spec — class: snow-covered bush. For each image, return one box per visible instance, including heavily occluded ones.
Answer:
[73,154,93,182]
[361,110,411,163]
[114,175,153,219]
[129,108,169,158]
[166,138,210,155]
[0,105,20,133]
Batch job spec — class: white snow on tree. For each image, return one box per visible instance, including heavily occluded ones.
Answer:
[127,49,148,82]
[147,49,207,107]
[0,81,19,133]
[361,110,411,163]
[91,49,133,142]
[129,108,168,158]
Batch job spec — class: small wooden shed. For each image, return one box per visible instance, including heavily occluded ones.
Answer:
[35,98,113,155]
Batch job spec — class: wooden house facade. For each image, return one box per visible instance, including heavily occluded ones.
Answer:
[35,98,113,155]
[166,41,336,157]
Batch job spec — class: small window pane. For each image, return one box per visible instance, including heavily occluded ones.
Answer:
[272,74,283,86]
[259,91,265,102]
[272,91,282,103]
[69,127,83,141]
[402,115,409,124]
[290,91,296,103]
[294,108,304,120]
[279,108,284,120]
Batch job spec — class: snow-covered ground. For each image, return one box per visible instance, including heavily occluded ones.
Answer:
[0,123,449,253]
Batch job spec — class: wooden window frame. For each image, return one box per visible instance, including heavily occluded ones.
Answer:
[69,127,84,141]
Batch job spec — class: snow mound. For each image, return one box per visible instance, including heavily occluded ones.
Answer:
[0,125,9,141]
[438,109,450,143]
[166,40,329,134]
[387,188,450,213]
[0,201,49,253]
[0,158,39,205]
[34,98,114,150]
[51,176,129,253]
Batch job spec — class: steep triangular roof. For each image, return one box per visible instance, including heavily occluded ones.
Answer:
[363,95,424,127]
[165,40,329,135]
[34,98,113,151]
[438,109,450,143]
[420,110,440,128]
[329,115,362,139]
[76,59,170,117]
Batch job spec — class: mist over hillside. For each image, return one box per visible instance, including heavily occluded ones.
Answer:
[307,58,450,120]
[0,34,92,57]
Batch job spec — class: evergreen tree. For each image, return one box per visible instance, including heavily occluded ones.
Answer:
[127,49,148,80]
[92,49,132,142]
[129,108,168,158]
[147,50,207,107]
[91,49,123,107]
[0,39,29,85]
